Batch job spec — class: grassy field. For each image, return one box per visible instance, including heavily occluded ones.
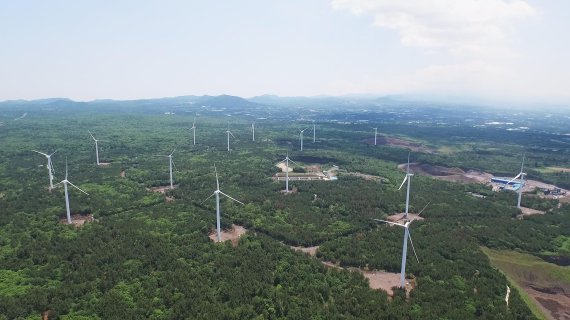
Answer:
[481,247,570,320]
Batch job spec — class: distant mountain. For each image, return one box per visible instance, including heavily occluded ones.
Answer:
[199,95,259,108]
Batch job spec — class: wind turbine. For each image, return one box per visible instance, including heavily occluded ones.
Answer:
[202,165,244,242]
[88,130,106,165]
[225,124,236,152]
[156,150,176,189]
[190,118,196,145]
[374,128,378,145]
[252,122,255,142]
[32,149,57,189]
[399,153,414,219]
[299,128,308,151]
[55,158,89,224]
[278,153,300,193]
[507,154,526,209]
[373,205,428,288]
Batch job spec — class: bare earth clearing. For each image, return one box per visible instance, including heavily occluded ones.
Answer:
[483,247,570,320]
[399,163,570,214]
[59,214,94,227]
[276,163,293,172]
[398,162,493,184]
[364,136,435,153]
[545,166,570,173]
[147,185,178,193]
[386,213,425,222]
[98,162,112,166]
[120,170,126,178]
[291,245,413,296]
[209,224,247,246]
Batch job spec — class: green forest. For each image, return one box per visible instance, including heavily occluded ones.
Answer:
[0,101,568,319]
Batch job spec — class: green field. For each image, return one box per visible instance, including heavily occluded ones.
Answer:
[482,247,570,320]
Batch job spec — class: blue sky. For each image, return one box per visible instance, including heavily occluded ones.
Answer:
[0,0,568,105]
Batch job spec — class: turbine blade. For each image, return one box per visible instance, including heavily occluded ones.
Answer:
[219,191,244,205]
[32,150,48,157]
[53,181,64,187]
[407,230,420,263]
[229,131,235,138]
[170,149,176,156]
[410,201,431,223]
[67,181,89,195]
[289,160,302,168]
[398,175,408,190]
[65,157,68,180]
[200,192,216,205]
[407,153,411,174]
[88,130,96,141]
[171,159,178,172]
[520,153,525,173]
[506,173,522,185]
[372,219,406,227]
[49,149,58,156]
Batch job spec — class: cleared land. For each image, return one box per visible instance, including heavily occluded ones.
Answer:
[209,224,248,246]
[482,247,570,320]
[364,136,434,153]
[60,214,95,227]
[398,162,493,184]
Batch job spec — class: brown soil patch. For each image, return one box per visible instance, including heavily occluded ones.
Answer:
[525,285,570,320]
[364,136,434,153]
[209,224,247,246]
[98,162,112,166]
[147,185,178,194]
[280,187,298,194]
[290,245,319,256]
[165,196,175,203]
[399,163,493,185]
[343,172,387,182]
[518,207,545,219]
[386,213,425,223]
[120,170,126,178]
[276,162,293,172]
[59,214,94,227]
[321,260,413,297]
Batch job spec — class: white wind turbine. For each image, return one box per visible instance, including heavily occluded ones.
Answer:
[55,158,89,224]
[399,153,414,219]
[156,149,176,189]
[507,154,526,209]
[374,128,378,145]
[88,130,106,165]
[225,124,236,152]
[373,204,429,288]
[299,128,308,151]
[252,122,255,142]
[32,149,57,189]
[278,153,300,193]
[190,118,196,145]
[202,165,244,242]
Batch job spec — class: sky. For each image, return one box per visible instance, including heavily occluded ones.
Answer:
[0,0,568,105]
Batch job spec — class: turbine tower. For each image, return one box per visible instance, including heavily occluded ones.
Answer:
[190,118,196,145]
[225,124,235,152]
[32,149,57,189]
[299,128,308,151]
[374,128,378,145]
[88,130,105,165]
[252,122,255,142]
[202,165,244,242]
[55,158,89,224]
[398,153,414,219]
[507,154,526,209]
[278,153,300,193]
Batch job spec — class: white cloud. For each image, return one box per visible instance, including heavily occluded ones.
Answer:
[332,0,537,58]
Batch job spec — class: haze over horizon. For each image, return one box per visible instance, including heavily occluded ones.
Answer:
[1,0,568,106]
